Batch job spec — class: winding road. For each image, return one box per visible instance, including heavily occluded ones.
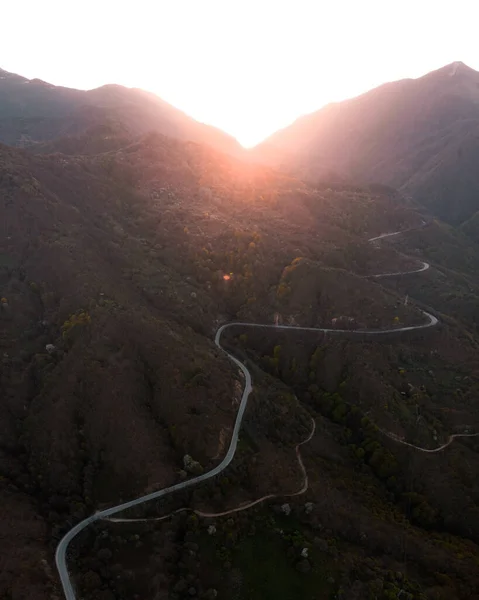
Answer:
[55,222,472,599]
[105,417,316,524]
[371,260,430,279]
[368,226,431,279]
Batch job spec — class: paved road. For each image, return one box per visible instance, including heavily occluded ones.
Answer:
[55,223,440,599]
[371,260,430,279]
[368,225,431,278]
[56,321,252,600]
[368,219,428,244]
[369,230,406,242]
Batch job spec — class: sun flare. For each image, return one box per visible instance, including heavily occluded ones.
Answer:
[2,0,478,146]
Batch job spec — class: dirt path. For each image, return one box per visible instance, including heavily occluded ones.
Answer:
[106,417,316,524]
[379,428,479,452]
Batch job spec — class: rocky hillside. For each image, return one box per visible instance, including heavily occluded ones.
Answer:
[251,62,479,226]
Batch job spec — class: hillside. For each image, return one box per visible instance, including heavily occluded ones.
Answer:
[0,67,242,156]
[252,61,479,226]
[2,131,479,600]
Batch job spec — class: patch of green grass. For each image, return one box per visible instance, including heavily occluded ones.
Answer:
[197,512,337,600]
[233,532,335,600]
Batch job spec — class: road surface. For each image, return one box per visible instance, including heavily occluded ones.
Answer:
[368,225,431,278]
[56,320,253,600]
[370,260,430,279]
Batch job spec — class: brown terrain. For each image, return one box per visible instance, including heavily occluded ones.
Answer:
[1,64,479,600]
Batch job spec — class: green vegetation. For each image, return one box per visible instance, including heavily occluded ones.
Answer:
[201,523,335,600]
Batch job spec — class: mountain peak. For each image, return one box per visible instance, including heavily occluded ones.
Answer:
[424,61,479,81]
[252,60,479,224]
[444,61,477,75]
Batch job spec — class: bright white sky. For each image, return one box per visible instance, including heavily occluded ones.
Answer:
[2,0,478,146]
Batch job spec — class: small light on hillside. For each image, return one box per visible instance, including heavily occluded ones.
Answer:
[223,274,231,281]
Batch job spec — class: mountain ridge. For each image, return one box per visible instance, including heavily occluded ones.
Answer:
[251,61,479,227]
[0,66,243,156]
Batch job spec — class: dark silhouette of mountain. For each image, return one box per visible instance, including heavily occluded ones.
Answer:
[0,67,243,155]
[252,62,479,225]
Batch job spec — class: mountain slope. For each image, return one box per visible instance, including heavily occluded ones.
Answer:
[252,61,479,225]
[4,132,479,599]
[0,67,242,155]
[0,135,440,598]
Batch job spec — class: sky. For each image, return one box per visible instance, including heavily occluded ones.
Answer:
[2,0,479,147]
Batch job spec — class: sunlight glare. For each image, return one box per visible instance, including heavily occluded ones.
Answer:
[1,0,478,146]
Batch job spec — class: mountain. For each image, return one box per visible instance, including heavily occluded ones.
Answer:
[4,67,479,599]
[3,130,479,599]
[0,67,243,155]
[252,61,479,226]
